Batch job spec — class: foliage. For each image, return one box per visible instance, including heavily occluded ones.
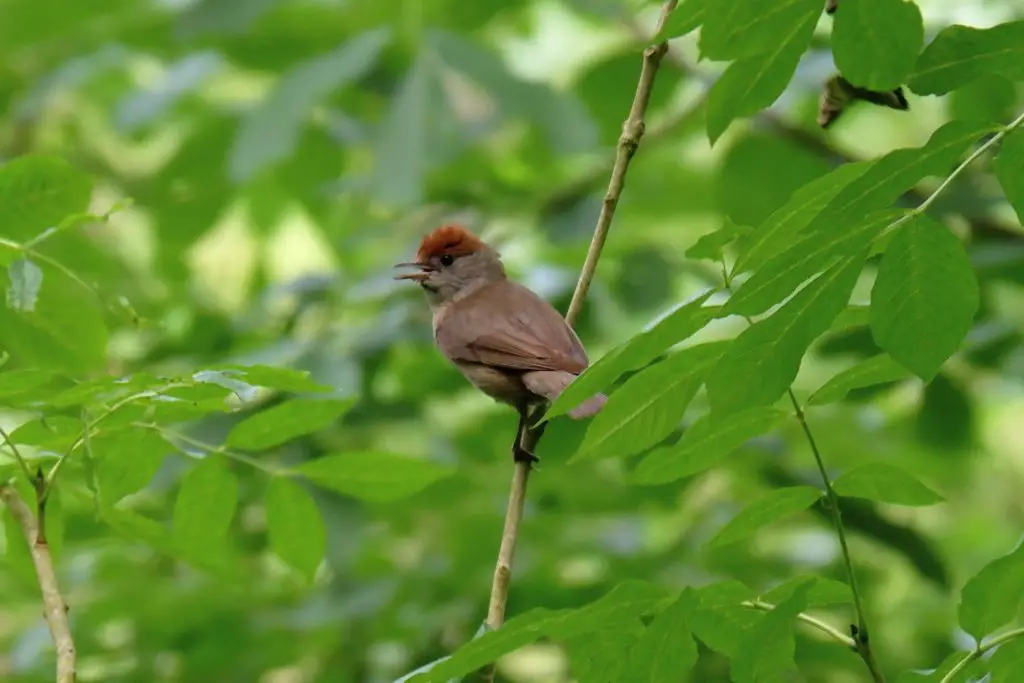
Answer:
[2,0,1024,682]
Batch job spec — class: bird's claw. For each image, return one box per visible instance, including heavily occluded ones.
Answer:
[512,444,540,467]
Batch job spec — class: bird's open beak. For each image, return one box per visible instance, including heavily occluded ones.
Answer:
[393,262,432,283]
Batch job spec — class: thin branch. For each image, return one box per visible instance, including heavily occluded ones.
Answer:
[480,1,680,679]
[788,390,886,683]
[0,424,34,483]
[743,599,857,649]
[135,422,283,475]
[0,484,76,683]
[938,627,1024,683]
[881,109,1024,239]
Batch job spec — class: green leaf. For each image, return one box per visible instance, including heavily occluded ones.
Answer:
[229,29,390,182]
[958,541,1024,639]
[96,430,172,505]
[652,0,705,42]
[407,581,665,682]
[807,354,913,405]
[833,461,944,506]
[760,576,852,607]
[0,154,93,240]
[218,364,333,393]
[734,161,872,275]
[705,11,817,144]
[631,407,787,485]
[701,0,821,61]
[297,452,454,502]
[0,256,108,376]
[909,21,1024,96]
[226,398,354,450]
[567,622,643,683]
[546,580,669,639]
[989,638,1024,683]
[731,578,814,683]
[730,119,992,318]
[870,215,980,381]
[685,219,751,262]
[707,486,822,548]
[572,341,729,461]
[172,456,239,549]
[265,477,324,581]
[627,590,699,682]
[546,292,718,421]
[6,258,43,312]
[684,582,760,657]
[831,0,924,91]
[725,208,901,318]
[995,127,1024,225]
[707,255,865,416]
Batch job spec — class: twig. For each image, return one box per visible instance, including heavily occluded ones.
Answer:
[0,484,77,682]
[938,627,1024,683]
[880,109,1024,239]
[743,599,857,648]
[480,1,680,679]
[788,391,886,683]
[0,424,34,483]
[135,422,283,475]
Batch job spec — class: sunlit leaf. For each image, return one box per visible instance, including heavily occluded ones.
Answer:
[707,255,865,416]
[546,292,718,421]
[909,21,1024,95]
[297,452,454,502]
[833,461,944,506]
[572,341,729,461]
[701,0,821,61]
[831,0,924,91]
[871,215,979,381]
[958,541,1024,639]
[806,354,912,405]
[226,398,354,450]
[264,477,324,581]
[631,407,787,485]
[734,161,872,275]
[707,487,821,548]
[705,12,817,144]
[725,208,900,318]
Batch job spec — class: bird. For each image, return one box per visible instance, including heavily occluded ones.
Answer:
[394,225,606,464]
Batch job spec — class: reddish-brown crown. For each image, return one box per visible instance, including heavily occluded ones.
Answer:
[415,225,485,263]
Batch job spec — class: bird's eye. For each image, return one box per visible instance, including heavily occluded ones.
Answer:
[439,254,455,267]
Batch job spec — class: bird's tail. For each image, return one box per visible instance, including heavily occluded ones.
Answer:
[522,370,607,419]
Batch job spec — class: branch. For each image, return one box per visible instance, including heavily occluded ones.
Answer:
[481,1,680,678]
[938,627,1024,683]
[787,391,886,683]
[0,484,76,683]
[743,599,857,649]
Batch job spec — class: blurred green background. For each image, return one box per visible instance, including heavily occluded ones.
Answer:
[2,0,1024,681]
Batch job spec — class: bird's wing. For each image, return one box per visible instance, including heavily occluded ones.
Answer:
[435,282,588,374]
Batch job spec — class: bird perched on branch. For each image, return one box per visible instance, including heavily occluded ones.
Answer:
[395,225,606,464]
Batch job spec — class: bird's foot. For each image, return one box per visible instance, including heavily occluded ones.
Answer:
[512,444,540,467]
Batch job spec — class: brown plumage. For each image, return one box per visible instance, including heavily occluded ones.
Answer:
[395,225,606,463]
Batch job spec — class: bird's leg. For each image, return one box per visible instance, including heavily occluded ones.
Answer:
[511,405,548,465]
[511,407,540,465]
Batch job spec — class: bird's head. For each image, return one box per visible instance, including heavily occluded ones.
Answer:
[394,225,507,304]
